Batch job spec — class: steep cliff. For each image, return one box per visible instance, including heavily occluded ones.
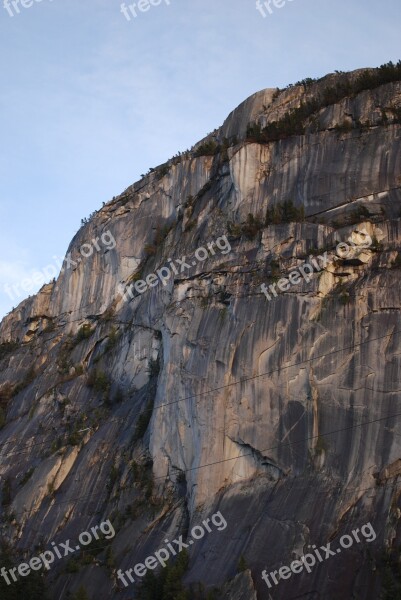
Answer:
[1,65,401,599]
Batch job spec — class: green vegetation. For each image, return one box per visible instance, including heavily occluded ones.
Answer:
[43,319,55,333]
[147,163,171,179]
[74,364,84,376]
[134,400,154,442]
[130,355,160,470]
[247,61,401,144]
[57,326,95,375]
[377,548,401,599]
[1,476,12,506]
[339,291,351,305]
[142,221,174,259]
[135,550,221,599]
[154,223,173,245]
[0,383,13,405]
[107,464,120,492]
[86,369,110,394]
[75,324,94,342]
[57,335,74,374]
[105,326,119,352]
[334,119,354,134]
[0,544,48,599]
[270,259,281,278]
[127,270,144,285]
[348,205,371,224]
[265,199,305,225]
[228,201,305,242]
[65,558,81,573]
[67,418,87,447]
[136,549,190,600]
[113,385,124,404]
[370,236,384,252]
[156,164,171,180]
[101,306,115,322]
[86,368,111,404]
[193,138,232,162]
[293,77,318,88]
[20,467,35,487]
[237,555,248,573]
[124,462,158,521]
[148,357,161,378]
[315,435,328,454]
[0,384,14,425]
[71,586,90,600]
[241,213,264,240]
[227,222,242,240]
[184,218,197,232]
[51,436,63,453]
[0,341,19,361]
[176,471,186,484]
[194,140,220,157]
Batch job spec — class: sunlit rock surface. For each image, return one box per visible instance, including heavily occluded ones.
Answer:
[1,69,401,599]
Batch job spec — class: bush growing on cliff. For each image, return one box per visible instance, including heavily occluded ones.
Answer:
[71,585,89,599]
[86,369,110,393]
[237,555,248,572]
[377,548,401,599]
[0,544,48,599]
[0,384,14,414]
[265,200,305,225]
[134,400,154,442]
[247,61,401,144]
[241,213,264,239]
[157,164,171,180]
[75,324,94,343]
[1,476,12,506]
[194,140,220,157]
[0,341,19,361]
[105,326,120,352]
[148,357,161,378]
[227,221,242,240]
[154,223,172,245]
[19,467,35,486]
[136,549,190,600]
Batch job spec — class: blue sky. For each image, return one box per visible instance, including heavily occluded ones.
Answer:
[0,0,400,320]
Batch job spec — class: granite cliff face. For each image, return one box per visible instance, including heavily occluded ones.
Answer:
[1,67,401,599]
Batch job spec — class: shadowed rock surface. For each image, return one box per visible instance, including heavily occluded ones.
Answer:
[1,66,401,599]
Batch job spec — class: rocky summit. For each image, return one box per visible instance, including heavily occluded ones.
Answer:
[1,63,401,599]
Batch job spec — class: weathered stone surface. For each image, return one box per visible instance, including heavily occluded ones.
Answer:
[1,69,401,599]
[221,570,258,600]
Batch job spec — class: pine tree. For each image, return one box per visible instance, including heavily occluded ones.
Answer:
[71,586,90,600]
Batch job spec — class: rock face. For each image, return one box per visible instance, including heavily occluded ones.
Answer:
[1,67,401,599]
[221,570,258,600]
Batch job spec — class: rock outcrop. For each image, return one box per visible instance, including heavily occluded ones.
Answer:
[1,66,401,599]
